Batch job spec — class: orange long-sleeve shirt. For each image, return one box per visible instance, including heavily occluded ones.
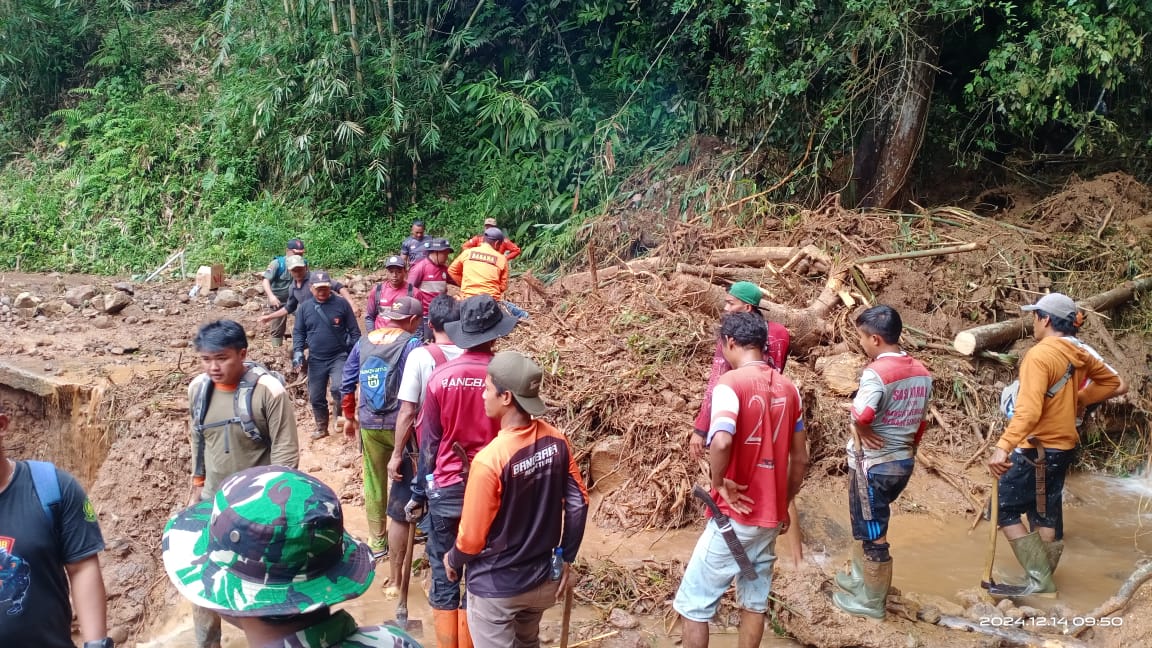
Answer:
[462,235,521,261]
[997,336,1121,452]
[447,242,509,300]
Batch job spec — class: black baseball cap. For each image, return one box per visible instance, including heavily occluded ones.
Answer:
[286,239,305,251]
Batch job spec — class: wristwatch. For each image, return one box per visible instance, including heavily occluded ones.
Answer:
[83,639,114,648]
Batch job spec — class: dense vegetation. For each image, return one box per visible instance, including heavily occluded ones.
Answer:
[1,0,1150,274]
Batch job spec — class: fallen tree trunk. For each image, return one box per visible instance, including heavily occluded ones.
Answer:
[953,277,1152,356]
[707,245,832,274]
[556,256,667,292]
[1066,560,1152,637]
[937,615,1091,647]
[677,262,891,288]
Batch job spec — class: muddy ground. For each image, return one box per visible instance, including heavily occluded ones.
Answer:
[2,171,1151,647]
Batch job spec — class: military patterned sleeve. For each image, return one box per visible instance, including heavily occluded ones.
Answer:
[56,468,105,564]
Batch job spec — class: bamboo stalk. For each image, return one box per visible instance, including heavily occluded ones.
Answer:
[328,0,340,34]
[855,242,981,264]
[348,0,364,85]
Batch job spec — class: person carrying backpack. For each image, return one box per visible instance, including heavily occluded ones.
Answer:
[365,255,413,332]
[340,296,424,559]
[986,293,1122,599]
[188,319,300,647]
[0,408,111,648]
[260,239,307,347]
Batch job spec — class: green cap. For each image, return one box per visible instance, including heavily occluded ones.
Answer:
[162,466,373,617]
[728,281,763,307]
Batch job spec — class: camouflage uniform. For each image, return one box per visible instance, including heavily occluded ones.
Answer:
[277,609,417,647]
[162,466,420,647]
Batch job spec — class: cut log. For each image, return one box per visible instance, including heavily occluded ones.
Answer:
[1066,560,1152,637]
[953,277,1152,355]
[555,256,666,292]
[814,352,867,395]
[707,244,832,271]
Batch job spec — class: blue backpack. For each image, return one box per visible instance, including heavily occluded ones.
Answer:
[359,334,416,415]
[27,460,61,531]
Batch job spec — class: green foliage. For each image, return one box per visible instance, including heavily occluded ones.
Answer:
[2,0,1152,276]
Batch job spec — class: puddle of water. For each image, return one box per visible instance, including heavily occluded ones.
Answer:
[815,472,1152,614]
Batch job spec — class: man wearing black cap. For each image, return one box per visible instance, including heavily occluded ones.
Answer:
[260,239,307,347]
[339,296,424,567]
[365,255,413,332]
[446,351,588,648]
[258,262,353,331]
[293,271,361,440]
[448,228,510,301]
[461,218,521,260]
[400,220,428,267]
[406,294,519,648]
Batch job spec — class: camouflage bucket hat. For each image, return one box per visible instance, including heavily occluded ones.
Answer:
[162,466,374,617]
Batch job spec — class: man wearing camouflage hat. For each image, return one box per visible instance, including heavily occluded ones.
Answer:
[162,465,421,647]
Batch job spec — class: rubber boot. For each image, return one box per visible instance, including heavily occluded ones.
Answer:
[458,607,474,648]
[312,415,330,440]
[835,544,865,592]
[988,532,1057,598]
[1046,539,1064,572]
[432,609,458,648]
[832,557,892,619]
[271,337,283,347]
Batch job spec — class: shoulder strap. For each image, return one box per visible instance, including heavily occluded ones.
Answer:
[273,255,286,280]
[372,282,382,304]
[27,460,61,529]
[425,343,448,367]
[234,366,272,446]
[407,283,414,296]
[190,374,214,433]
[1045,362,1076,398]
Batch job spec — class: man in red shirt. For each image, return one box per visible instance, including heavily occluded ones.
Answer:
[366,255,413,331]
[461,218,521,261]
[673,312,808,648]
[408,238,453,314]
[405,294,519,648]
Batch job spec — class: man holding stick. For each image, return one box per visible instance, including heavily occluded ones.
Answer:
[987,294,1121,597]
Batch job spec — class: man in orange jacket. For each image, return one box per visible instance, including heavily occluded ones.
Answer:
[461,218,521,261]
[448,228,509,301]
[987,293,1122,598]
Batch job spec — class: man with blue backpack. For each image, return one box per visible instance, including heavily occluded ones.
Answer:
[340,296,424,561]
[0,407,112,648]
[260,239,307,347]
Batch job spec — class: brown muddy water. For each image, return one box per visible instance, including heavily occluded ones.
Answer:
[138,472,1150,646]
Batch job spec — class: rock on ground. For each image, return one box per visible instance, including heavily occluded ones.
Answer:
[214,289,242,308]
[102,292,133,314]
[64,285,98,307]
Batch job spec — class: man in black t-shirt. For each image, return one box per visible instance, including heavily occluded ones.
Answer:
[0,408,111,648]
[294,271,362,440]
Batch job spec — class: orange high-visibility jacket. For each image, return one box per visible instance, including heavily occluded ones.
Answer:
[448,242,509,300]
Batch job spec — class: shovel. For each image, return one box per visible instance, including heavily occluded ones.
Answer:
[980,478,999,589]
[385,521,423,636]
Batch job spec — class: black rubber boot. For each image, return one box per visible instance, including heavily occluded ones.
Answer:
[312,415,330,440]
[832,557,892,619]
[988,532,1057,598]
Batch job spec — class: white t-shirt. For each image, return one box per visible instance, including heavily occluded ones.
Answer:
[397,343,465,405]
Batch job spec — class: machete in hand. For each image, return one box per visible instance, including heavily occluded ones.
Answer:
[692,485,758,581]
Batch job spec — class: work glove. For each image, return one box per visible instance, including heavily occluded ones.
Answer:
[404,498,427,523]
[292,351,305,371]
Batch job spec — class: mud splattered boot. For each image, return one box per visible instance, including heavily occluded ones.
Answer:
[835,544,865,592]
[312,415,330,440]
[1046,539,1064,572]
[431,609,458,648]
[988,532,1057,599]
[832,557,892,619]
